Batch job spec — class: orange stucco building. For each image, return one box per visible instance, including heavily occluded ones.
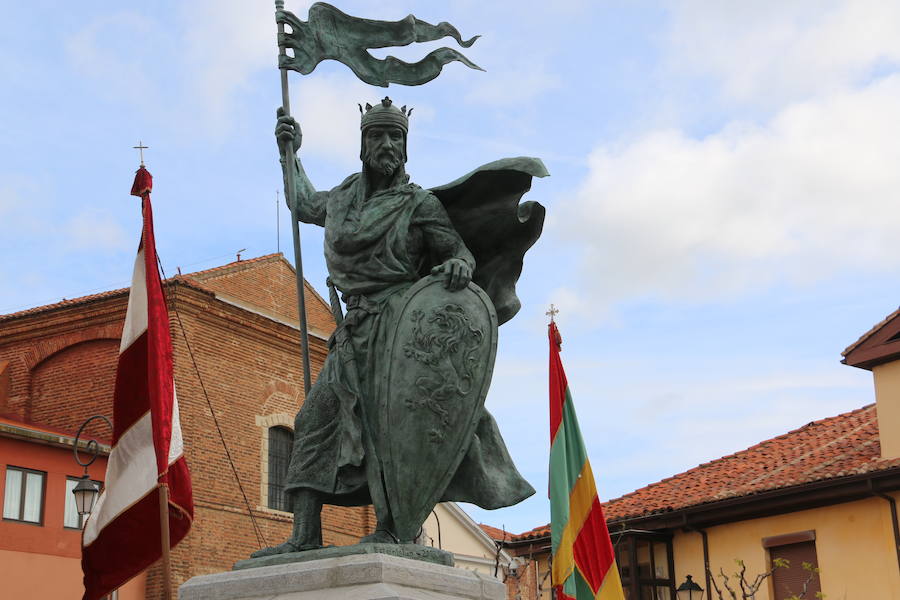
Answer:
[0,417,146,599]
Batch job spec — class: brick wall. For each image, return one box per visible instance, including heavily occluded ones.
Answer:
[503,558,542,600]
[29,339,119,437]
[190,254,335,337]
[0,299,126,440]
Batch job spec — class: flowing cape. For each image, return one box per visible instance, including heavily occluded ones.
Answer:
[430,157,549,325]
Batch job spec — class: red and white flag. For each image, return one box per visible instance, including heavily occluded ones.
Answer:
[81,166,193,600]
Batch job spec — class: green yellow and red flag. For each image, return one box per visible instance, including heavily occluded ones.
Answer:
[549,321,624,600]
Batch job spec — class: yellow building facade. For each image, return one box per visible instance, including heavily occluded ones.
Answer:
[491,306,900,600]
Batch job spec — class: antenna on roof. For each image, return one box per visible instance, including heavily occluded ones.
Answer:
[236,248,247,262]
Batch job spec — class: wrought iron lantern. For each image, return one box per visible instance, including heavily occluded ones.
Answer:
[72,415,112,518]
[72,476,101,517]
[676,575,704,600]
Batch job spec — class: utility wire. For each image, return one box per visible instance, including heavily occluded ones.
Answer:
[156,255,268,549]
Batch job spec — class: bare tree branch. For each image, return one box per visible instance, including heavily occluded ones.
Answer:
[493,525,508,579]
[707,569,726,600]
[718,568,739,600]
[706,558,798,600]
[737,560,750,599]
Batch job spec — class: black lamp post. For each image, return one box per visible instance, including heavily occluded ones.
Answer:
[676,574,704,600]
[72,415,112,518]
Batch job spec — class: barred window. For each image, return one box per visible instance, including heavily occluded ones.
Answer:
[267,426,294,511]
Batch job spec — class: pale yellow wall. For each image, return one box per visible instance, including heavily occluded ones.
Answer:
[420,503,506,576]
[671,494,900,600]
[874,360,900,460]
[422,503,494,558]
[0,548,146,599]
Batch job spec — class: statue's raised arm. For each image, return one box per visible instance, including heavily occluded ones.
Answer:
[276,107,325,226]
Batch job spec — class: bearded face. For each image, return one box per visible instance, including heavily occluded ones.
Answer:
[362,125,405,176]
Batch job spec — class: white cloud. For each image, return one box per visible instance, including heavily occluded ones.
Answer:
[64,3,297,138]
[178,0,299,131]
[64,12,164,110]
[558,74,900,313]
[290,74,379,167]
[66,212,129,251]
[666,0,900,108]
[465,61,560,106]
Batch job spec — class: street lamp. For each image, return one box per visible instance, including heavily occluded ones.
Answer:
[72,415,112,518]
[676,575,704,600]
[72,476,100,517]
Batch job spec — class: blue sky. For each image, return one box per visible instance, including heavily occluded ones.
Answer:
[3,1,900,535]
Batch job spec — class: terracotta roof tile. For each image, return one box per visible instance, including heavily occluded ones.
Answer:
[500,404,897,541]
[479,523,512,541]
[0,287,132,322]
[602,404,896,522]
[510,524,551,542]
[184,253,284,281]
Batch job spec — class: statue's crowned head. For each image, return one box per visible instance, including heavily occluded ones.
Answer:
[359,97,411,175]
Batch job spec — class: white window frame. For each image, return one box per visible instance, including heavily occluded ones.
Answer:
[3,466,46,525]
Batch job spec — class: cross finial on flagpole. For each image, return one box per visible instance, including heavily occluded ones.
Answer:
[133,140,149,167]
[546,304,559,323]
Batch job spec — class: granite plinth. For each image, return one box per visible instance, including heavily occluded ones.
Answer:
[179,552,506,600]
[233,542,453,570]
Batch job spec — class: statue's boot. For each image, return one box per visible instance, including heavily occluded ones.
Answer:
[359,515,401,544]
[250,490,323,558]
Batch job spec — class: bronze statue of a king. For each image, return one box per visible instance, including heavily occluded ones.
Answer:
[252,96,547,556]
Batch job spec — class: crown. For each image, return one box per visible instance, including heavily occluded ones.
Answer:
[359,97,412,133]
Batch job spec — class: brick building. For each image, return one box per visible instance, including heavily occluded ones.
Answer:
[0,253,381,598]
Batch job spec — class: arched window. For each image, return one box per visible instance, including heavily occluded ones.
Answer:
[267,426,294,511]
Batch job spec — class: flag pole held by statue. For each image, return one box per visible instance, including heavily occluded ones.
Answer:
[274,0,313,395]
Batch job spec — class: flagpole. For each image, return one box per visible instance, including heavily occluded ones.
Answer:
[275,0,313,396]
[158,484,172,600]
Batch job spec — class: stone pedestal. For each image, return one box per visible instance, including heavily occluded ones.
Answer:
[179,552,506,600]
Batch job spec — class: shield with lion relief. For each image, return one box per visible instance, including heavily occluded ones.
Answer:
[377,274,498,542]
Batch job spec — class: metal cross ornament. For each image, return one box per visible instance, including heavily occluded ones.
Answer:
[133,140,149,167]
[546,304,559,323]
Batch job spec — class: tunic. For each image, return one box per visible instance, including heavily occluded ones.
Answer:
[284,169,535,510]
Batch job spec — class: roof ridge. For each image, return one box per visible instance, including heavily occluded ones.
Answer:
[187,253,284,280]
[842,306,900,357]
